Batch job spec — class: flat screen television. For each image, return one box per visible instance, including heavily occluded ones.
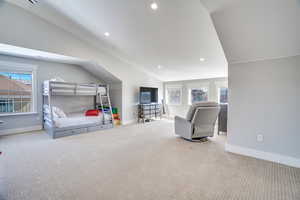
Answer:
[140,87,158,104]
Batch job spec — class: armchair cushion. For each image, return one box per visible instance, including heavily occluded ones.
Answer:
[186,102,219,121]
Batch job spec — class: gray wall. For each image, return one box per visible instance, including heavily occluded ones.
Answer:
[228,55,300,158]
[164,77,227,118]
[0,54,102,133]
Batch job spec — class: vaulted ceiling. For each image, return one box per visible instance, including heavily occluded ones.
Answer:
[201,0,300,63]
[6,0,299,81]
[6,0,228,81]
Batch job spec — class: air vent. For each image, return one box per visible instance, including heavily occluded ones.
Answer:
[28,0,39,4]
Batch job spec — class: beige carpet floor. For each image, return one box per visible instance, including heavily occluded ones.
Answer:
[0,120,300,200]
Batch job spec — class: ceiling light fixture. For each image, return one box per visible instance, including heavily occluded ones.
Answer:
[157,65,162,69]
[200,58,206,62]
[104,32,110,37]
[151,2,158,10]
[28,0,39,4]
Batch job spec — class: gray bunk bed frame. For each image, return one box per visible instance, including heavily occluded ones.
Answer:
[43,81,113,139]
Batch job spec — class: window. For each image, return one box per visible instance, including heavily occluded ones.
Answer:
[0,62,36,115]
[219,87,228,104]
[189,87,208,104]
[166,86,182,105]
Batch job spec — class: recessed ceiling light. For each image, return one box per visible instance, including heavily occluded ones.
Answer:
[104,32,110,37]
[151,2,158,10]
[28,0,38,4]
[200,58,206,62]
[157,65,162,69]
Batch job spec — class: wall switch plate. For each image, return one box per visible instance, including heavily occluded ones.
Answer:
[257,134,264,142]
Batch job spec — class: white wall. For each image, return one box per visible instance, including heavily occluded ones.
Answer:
[110,82,123,121]
[123,80,163,124]
[164,77,227,118]
[228,55,300,161]
[0,2,163,124]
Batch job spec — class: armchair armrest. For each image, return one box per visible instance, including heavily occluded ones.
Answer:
[174,116,193,140]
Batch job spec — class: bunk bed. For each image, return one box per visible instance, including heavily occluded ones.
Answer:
[43,81,114,139]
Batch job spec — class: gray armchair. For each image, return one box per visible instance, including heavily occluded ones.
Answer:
[175,102,220,140]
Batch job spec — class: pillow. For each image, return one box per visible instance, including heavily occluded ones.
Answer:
[52,106,67,118]
[85,109,100,116]
[52,111,59,119]
[186,102,219,121]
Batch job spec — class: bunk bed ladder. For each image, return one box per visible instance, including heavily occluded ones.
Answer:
[98,85,114,125]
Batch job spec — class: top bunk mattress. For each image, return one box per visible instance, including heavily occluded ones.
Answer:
[43,81,107,96]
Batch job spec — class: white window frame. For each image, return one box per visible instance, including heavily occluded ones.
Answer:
[187,83,209,105]
[0,61,37,116]
[165,85,182,105]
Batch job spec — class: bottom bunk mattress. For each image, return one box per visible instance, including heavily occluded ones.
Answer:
[54,117,100,128]
[53,113,112,128]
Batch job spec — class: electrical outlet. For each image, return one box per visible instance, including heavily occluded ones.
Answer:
[257,134,264,142]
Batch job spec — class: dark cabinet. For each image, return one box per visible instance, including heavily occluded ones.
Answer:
[218,104,228,134]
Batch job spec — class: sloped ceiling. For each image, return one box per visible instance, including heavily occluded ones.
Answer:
[201,0,300,63]
[0,43,121,83]
[6,0,227,81]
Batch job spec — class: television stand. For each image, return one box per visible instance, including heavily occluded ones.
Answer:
[138,103,162,123]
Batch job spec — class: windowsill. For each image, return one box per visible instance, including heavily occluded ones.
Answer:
[0,112,38,117]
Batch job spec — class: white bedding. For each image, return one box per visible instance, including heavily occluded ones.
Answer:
[53,112,111,128]
[54,116,102,128]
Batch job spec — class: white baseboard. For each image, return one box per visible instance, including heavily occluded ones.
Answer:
[225,143,300,168]
[0,125,43,136]
[122,119,136,125]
